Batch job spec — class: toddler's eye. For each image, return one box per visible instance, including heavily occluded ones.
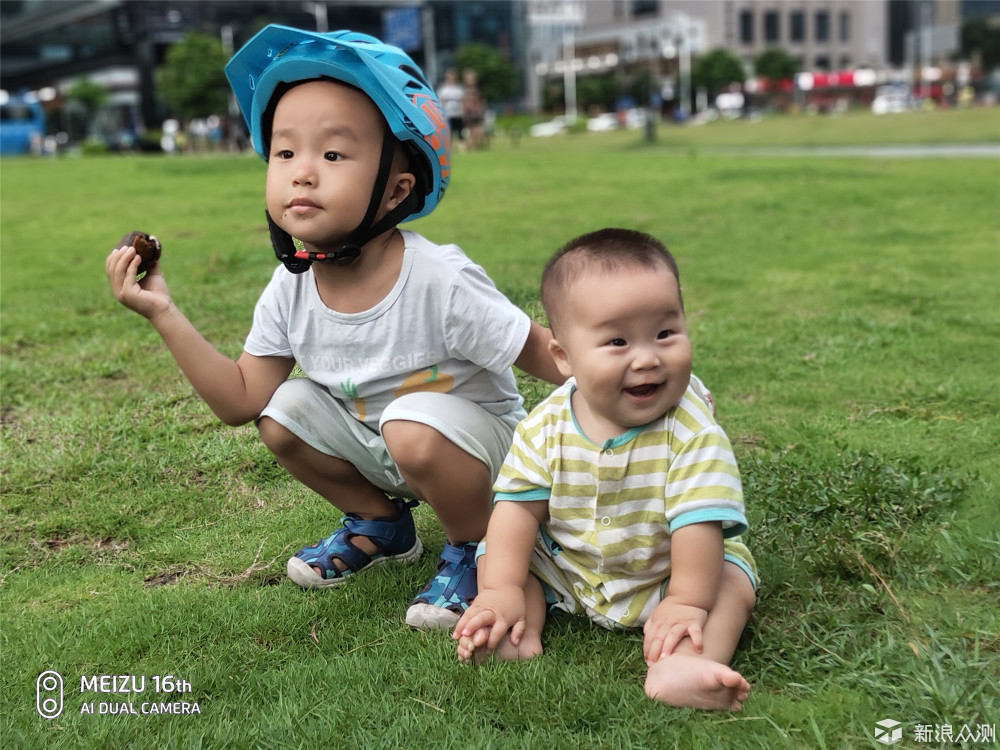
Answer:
[657,330,674,340]
[610,338,627,347]
[325,151,343,162]
[275,149,293,159]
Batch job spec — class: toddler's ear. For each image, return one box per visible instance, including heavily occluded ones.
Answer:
[548,338,574,380]
[386,170,417,210]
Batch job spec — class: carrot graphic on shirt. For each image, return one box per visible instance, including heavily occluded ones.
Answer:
[341,379,366,421]
[394,365,454,398]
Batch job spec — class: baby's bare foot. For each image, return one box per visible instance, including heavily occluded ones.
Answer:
[493,631,543,662]
[644,653,750,711]
[459,630,543,664]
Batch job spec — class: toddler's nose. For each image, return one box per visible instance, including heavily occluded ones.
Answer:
[292,162,316,186]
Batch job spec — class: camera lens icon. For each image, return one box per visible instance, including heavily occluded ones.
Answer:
[36,670,63,719]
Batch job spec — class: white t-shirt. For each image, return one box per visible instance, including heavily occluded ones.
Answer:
[244,231,530,430]
[438,82,464,120]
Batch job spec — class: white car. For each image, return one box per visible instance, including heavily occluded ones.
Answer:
[529,117,569,137]
[872,93,908,114]
[586,113,618,132]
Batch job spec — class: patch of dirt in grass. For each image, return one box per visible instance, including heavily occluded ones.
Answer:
[144,567,193,587]
[34,534,131,559]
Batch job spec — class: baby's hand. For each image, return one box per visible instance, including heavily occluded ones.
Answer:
[643,597,709,666]
[105,244,172,320]
[452,585,526,661]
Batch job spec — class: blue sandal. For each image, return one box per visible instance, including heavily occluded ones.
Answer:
[286,498,423,589]
[405,542,479,629]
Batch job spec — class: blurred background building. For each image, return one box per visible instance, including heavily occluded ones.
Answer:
[531,0,997,120]
[2,0,997,153]
[0,0,525,150]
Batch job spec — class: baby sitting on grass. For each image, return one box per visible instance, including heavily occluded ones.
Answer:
[453,228,758,711]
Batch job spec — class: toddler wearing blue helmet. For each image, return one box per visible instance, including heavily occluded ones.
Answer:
[106,25,563,629]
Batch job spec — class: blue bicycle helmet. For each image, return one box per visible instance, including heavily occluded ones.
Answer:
[225,25,451,271]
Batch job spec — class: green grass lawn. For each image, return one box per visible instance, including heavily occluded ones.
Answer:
[2,107,998,748]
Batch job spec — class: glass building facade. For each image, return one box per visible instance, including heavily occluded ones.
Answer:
[1,0,525,139]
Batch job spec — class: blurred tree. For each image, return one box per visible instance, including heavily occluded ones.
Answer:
[542,79,564,111]
[157,32,230,120]
[754,48,798,81]
[577,73,621,111]
[453,43,518,104]
[66,77,108,135]
[692,48,746,96]
[961,17,1000,72]
[626,69,655,107]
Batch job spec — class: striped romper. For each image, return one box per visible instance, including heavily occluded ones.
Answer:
[493,376,757,629]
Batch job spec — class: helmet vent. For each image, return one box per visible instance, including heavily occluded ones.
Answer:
[398,64,430,89]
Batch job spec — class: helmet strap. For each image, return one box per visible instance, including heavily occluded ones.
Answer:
[266,210,311,273]
[267,129,421,273]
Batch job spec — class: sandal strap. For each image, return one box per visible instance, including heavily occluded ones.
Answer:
[341,498,418,552]
[325,538,372,575]
[410,542,478,614]
[439,541,478,566]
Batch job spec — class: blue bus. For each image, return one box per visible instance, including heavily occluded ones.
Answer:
[0,95,45,155]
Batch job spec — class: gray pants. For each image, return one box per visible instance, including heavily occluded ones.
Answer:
[259,377,525,497]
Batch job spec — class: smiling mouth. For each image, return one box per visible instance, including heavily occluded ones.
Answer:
[624,384,662,399]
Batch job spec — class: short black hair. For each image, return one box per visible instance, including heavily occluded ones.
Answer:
[541,228,682,334]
